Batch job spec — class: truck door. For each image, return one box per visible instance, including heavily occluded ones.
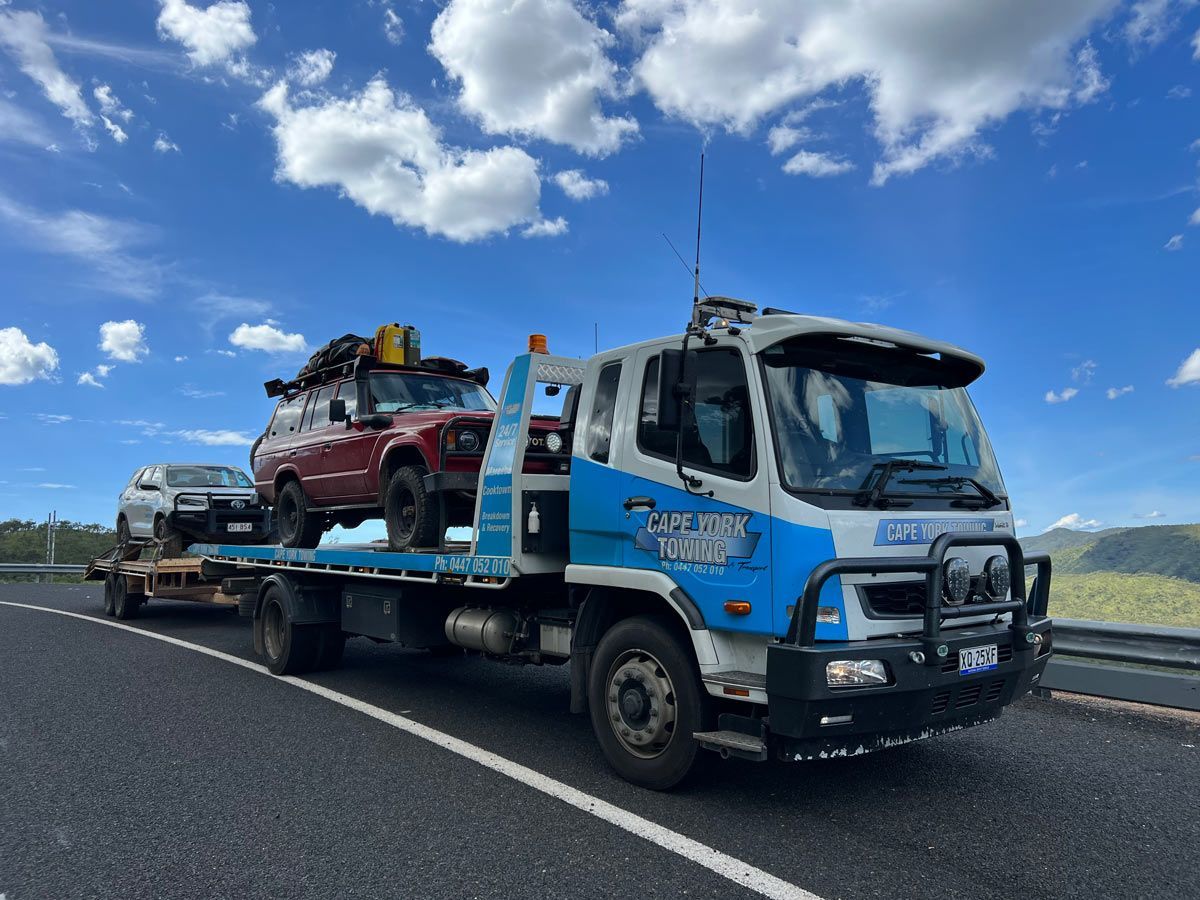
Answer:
[617,344,774,635]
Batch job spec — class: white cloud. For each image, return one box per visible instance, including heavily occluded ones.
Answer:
[1190,207,1200,226]
[522,216,568,238]
[179,385,225,398]
[781,150,856,178]
[287,48,335,87]
[1014,518,1029,528]
[0,8,93,128]
[100,114,128,143]
[430,0,638,157]
[77,371,103,388]
[1105,385,1134,399]
[259,76,548,242]
[1045,512,1103,532]
[618,0,1118,184]
[1135,510,1166,519]
[379,1,404,45]
[156,0,256,67]
[1044,387,1079,404]
[37,482,75,489]
[1166,348,1200,387]
[153,131,179,152]
[1166,84,1192,100]
[1072,41,1110,104]
[1123,0,1193,47]
[100,319,149,362]
[0,96,53,146]
[1071,358,1097,383]
[1164,233,1183,251]
[171,428,255,446]
[214,349,237,358]
[37,413,73,424]
[229,322,307,353]
[1194,27,1200,59]
[93,84,132,121]
[174,355,188,362]
[0,326,59,385]
[553,169,609,200]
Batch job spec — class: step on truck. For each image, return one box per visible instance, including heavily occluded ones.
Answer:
[196,298,1053,790]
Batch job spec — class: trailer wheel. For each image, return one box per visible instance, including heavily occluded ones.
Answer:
[103,573,118,617]
[112,575,142,621]
[276,480,323,550]
[588,616,710,791]
[384,466,439,551]
[259,587,319,675]
[313,625,346,671]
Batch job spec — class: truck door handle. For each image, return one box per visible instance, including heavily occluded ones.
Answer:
[623,496,656,511]
[322,442,332,451]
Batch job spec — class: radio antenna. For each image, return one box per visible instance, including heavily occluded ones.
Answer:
[692,152,705,306]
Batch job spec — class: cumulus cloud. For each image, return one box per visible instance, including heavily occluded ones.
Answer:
[229,321,307,353]
[1166,348,1200,387]
[153,131,180,153]
[1135,510,1166,519]
[1044,387,1079,404]
[618,0,1118,184]
[1072,358,1097,383]
[1105,385,1134,399]
[553,169,609,200]
[522,216,568,238]
[101,320,149,362]
[259,77,548,242]
[156,0,256,67]
[377,1,404,45]
[430,0,638,157]
[781,150,856,178]
[287,48,335,86]
[0,8,93,129]
[0,326,59,385]
[1123,0,1193,47]
[77,363,113,388]
[1164,234,1183,251]
[172,428,255,446]
[1045,512,1103,532]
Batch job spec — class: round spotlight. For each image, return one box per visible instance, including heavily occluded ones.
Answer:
[458,430,480,452]
[984,555,1011,599]
[943,557,971,606]
[545,431,564,454]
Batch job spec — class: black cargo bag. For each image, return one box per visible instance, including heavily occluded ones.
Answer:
[298,333,371,378]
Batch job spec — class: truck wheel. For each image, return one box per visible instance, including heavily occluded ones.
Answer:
[276,480,323,549]
[112,575,143,621]
[384,466,439,551]
[103,572,118,616]
[258,587,319,675]
[588,616,710,791]
[313,625,346,671]
[153,516,185,558]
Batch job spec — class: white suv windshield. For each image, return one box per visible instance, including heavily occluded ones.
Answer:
[167,466,253,488]
[369,372,495,413]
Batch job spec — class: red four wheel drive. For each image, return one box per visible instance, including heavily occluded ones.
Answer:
[251,346,567,551]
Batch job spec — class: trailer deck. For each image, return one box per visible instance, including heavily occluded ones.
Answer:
[85,545,257,608]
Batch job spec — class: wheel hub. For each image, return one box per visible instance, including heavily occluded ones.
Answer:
[605,649,677,759]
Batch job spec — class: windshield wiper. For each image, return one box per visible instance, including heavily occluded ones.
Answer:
[389,401,450,412]
[853,460,947,509]
[898,475,1003,508]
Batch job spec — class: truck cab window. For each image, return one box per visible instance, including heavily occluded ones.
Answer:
[587,363,622,463]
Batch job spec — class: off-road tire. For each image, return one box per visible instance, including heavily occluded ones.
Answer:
[116,516,132,547]
[103,572,118,616]
[112,574,143,621]
[276,480,323,549]
[384,465,439,551]
[153,515,185,558]
[588,615,711,791]
[257,586,319,675]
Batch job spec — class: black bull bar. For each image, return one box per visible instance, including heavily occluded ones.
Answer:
[784,531,1053,664]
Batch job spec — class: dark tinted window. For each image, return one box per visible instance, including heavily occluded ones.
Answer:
[638,349,755,479]
[270,395,305,438]
[302,384,336,431]
[586,363,622,463]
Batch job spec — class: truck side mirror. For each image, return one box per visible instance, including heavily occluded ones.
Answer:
[656,349,689,432]
[328,398,347,424]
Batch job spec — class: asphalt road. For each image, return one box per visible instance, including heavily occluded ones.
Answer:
[1,583,1197,900]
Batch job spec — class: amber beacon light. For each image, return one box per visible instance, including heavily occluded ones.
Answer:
[528,333,549,354]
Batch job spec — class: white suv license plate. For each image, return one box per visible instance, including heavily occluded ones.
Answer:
[226,522,253,533]
[959,644,998,675]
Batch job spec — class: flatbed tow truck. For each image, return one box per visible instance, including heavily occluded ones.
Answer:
[91,298,1054,789]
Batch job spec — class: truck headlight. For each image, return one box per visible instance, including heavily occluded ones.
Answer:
[943,557,971,605]
[826,659,888,687]
[457,430,480,452]
[984,555,1010,599]
[177,496,207,508]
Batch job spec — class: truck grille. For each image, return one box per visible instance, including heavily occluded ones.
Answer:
[930,678,1007,716]
[860,578,997,618]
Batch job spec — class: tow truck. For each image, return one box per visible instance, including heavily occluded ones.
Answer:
[188,297,1053,789]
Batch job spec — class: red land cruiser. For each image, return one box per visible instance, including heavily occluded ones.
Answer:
[251,355,566,551]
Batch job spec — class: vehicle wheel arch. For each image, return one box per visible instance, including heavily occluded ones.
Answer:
[251,574,339,656]
[378,442,433,504]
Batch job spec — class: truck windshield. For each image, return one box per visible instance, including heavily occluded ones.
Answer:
[167,466,253,488]
[369,372,496,414]
[760,338,1005,500]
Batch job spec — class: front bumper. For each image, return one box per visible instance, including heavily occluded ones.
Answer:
[168,506,272,543]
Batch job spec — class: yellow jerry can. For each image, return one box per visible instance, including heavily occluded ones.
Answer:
[374,323,421,365]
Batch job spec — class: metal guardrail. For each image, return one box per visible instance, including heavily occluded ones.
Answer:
[0,563,87,575]
[1041,618,1200,712]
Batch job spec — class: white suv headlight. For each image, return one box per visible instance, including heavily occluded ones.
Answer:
[177,495,207,508]
[826,659,889,687]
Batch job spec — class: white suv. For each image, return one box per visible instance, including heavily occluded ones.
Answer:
[116,463,271,555]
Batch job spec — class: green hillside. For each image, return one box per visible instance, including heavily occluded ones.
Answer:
[0,519,115,582]
[1045,572,1200,628]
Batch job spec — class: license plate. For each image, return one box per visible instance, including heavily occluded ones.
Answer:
[226,522,253,533]
[959,644,998,675]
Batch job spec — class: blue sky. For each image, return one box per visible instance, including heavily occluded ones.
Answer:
[0,0,1197,539]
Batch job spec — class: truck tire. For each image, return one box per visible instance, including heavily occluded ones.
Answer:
[313,625,346,671]
[588,615,710,791]
[103,572,118,616]
[384,465,439,551]
[154,515,185,558]
[258,586,319,675]
[112,574,143,621]
[276,480,323,549]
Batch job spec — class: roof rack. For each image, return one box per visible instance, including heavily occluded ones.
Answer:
[263,354,490,399]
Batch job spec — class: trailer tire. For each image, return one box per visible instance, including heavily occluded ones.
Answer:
[276,480,323,550]
[259,587,319,675]
[384,465,439,551]
[112,575,142,621]
[588,615,710,791]
[103,572,118,616]
[313,625,346,671]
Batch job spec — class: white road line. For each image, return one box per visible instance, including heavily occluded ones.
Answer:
[0,601,821,900]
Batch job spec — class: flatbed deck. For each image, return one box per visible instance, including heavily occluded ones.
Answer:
[85,546,255,607]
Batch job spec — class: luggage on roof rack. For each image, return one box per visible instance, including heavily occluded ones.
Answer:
[299,333,372,380]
